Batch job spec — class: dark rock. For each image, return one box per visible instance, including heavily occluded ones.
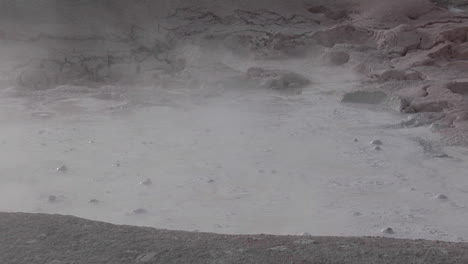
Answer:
[246,67,310,94]
[381,227,395,234]
[323,51,350,66]
[342,91,387,104]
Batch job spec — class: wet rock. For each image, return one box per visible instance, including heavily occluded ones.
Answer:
[375,25,425,55]
[404,70,425,81]
[132,208,148,215]
[246,67,310,94]
[411,100,451,113]
[56,165,67,172]
[312,25,375,48]
[449,5,466,13]
[324,9,348,20]
[378,70,406,82]
[427,42,454,60]
[89,199,100,204]
[307,5,327,13]
[360,0,435,24]
[378,69,424,82]
[433,153,451,158]
[246,67,278,79]
[388,95,412,113]
[381,227,395,234]
[435,194,449,200]
[353,63,372,75]
[438,24,468,43]
[307,5,347,20]
[48,195,58,203]
[412,137,448,157]
[323,51,350,66]
[447,80,468,95]
[31,112,55,119]
[223,32,312,59]
[260,72,310,92]
[140,179,152,186]
[395,86,429,101]
[342,91,387,104]
[400,112,446,128]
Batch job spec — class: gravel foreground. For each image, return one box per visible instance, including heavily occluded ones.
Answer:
[1,212,467,264]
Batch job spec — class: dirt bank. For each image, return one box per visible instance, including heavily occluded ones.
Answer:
[0,212,467,264]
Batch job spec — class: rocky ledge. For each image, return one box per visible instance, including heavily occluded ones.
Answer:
[0,212,467,264]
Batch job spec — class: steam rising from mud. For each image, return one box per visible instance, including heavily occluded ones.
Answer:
[1,0,468,242]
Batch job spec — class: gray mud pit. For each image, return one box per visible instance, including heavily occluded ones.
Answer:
[1,1,468,262]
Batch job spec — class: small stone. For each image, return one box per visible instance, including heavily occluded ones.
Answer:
[381,227,394,234]
[353,212,362,216]
[48,195,57,202]
[207,179,215,183]
[433,154,451,158]
[354,139,359,142]
[140,178,152,186]
[89,199,100,204]
[25,239,38,244]
[115,161,121,167]
[133,208,148,215]
[435,194,448,200]
[88,140,95,144]
[294,239,317,245]
[137,252,157,262]
[267,246,288,252]
[56,165,67,172]
[370,140,383,145]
